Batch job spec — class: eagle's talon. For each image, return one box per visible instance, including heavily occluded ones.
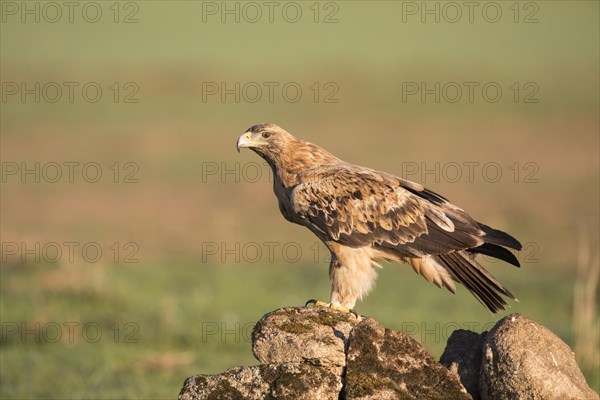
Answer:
[305,299,330,308]
[304,299,318,307]
[304,299,362,320]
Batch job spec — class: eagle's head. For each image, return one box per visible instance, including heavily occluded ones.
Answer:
[236,123,293,160]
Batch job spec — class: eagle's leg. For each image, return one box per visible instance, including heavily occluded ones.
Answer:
[328,249,378,310]
[304,249,376,320]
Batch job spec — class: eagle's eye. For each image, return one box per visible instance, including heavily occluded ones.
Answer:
[261,132,271,139]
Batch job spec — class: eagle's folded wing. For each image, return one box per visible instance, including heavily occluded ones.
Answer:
[291,165,485,256]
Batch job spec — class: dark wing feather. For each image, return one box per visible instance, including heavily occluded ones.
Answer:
[291,165,485,255]
[477,223,522,250]
[292,165,427,248]
[467,243,521,267]
[402,183,448,205]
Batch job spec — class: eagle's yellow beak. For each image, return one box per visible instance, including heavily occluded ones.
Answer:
[236,132,252,153]
[236,131,264,153]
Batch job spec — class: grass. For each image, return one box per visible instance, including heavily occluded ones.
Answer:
[1,258,597,399]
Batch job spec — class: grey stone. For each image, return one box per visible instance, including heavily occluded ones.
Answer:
[344,317,471,400]
[480,313,599,400]
[440,329,487,400]
[179,362,341,400]
[252,306,360,367]
[179,308,598,400]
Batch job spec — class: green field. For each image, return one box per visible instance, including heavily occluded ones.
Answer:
[1,1,598,398]
[0,260,592,398]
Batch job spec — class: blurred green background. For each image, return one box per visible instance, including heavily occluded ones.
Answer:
[1,1,598,398]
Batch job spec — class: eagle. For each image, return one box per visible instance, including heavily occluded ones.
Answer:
[236,123,522,314]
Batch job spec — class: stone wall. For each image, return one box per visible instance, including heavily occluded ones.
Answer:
[179,308,598,400]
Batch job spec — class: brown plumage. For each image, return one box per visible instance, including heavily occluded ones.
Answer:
[237,123,522,312]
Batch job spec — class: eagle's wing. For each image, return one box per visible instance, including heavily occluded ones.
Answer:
[291,164,521,312]
[291,164,484,256]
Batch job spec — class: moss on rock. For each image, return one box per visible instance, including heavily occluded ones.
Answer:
[279,321,314,334]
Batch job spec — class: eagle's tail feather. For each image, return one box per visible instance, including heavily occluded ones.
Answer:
[436,251,516,313]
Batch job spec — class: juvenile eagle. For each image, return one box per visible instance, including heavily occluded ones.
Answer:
[237,123,522,313]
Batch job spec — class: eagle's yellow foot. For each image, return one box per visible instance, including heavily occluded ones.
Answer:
[304,299,361,319]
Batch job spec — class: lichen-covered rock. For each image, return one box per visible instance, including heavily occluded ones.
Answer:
[179,308,597,400]
[440,329,487,400]
[480,313,599,400]
[252,306,360,367]
[344,318,471,400]
[178,362,341,400]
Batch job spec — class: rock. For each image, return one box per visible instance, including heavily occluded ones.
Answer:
[252,306,359,368]
[440,329,487,400]
[179,308,598,400]
[179,363,340,400]
[480,313,599,400]
[344,317,471,400]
